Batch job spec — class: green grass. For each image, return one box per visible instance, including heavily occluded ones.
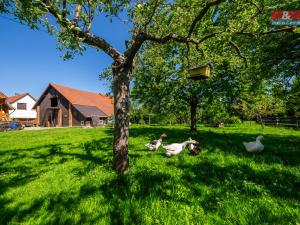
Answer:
[0,124,299,225]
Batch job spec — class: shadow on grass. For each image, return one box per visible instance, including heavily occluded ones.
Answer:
[0,126,299,224]
[0,137,115,224]
[128,126,300,166]
[1,166,299,224]
[169,159,300,201]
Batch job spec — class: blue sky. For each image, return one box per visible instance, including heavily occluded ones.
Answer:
[0,14,131,99]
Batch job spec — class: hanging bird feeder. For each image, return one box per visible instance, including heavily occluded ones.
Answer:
[188,64,212,80]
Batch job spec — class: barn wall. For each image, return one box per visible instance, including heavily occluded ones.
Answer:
[72,106,86,126]
[60,95,69,127]
[37,87,70,127]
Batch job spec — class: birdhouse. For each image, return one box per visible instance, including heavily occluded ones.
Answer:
[188,64,212,80]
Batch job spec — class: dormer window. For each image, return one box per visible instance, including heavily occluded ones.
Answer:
[51,97,58,107]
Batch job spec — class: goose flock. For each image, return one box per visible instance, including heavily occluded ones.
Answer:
[145,134,202,156]
[145,134,264,156]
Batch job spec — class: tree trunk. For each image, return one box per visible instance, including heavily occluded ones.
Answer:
[112,63,131,173]
[190,101,198,134]
[258,114,264,129]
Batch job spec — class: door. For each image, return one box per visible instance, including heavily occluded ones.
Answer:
[48,109,59,127]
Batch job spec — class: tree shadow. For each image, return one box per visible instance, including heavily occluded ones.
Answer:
[199,130,300,166]
[0,137,115,224]
[0,126,299,224]
[169,159,300,201]
[128,126,300,166]
[98,170,172,225]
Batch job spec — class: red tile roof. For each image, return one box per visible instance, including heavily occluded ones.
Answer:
[0,92,7,99]
[6,93,29,104]
[50,83,114,116]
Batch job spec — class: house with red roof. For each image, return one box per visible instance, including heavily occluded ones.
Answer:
[34,83,114,127]
[7,93,37,124]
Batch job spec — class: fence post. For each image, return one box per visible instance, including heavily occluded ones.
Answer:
[276,117,279,127]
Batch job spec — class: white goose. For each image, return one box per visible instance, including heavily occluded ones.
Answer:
[163,139,199,156]
[145,134,167,151]
[243,135,264,152]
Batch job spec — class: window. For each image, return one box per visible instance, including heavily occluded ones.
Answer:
[51,97,58,107]
[17,103,27,110]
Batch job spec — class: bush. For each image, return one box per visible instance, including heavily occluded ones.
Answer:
[227,116,242,124]
[139,119,145,124]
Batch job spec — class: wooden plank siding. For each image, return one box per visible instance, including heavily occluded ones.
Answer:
[36,105,40,125]
[68,102,72,127]
[38,87,70,127]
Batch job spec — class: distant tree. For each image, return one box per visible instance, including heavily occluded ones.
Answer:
[238,91,286,128]
[2,0,297,172]
[287,77,300,117]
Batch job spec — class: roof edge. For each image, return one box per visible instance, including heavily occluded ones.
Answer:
[7,93,37,104]
[33,83,53,109]
[73,104,108,117]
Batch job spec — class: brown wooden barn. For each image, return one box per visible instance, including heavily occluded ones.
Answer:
[0,92,14,121]
[34,83,114,127]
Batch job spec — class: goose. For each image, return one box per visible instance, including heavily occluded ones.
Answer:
[163,139,199,156]
[187,138,203,155]
[145,134,167,151]
[243,135,264,152]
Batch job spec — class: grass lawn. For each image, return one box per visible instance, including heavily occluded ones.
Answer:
[0,124,299,225]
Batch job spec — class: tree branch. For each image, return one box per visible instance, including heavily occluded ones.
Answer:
[144,0,160,31]
[87,3,95,32]
[61,0,66,19]
[229,40,247,65]
[76,31,124,60]
[39,0,123,61]
[72,4,82,26]
[260,26,296,35]
[239,0,264,33]
[236,26,296,37]
[144,31,220,46]
[124,31,221,66]
[188,0,226,38]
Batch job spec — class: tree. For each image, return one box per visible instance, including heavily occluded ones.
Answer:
[286,77,300,117]
[2,0,297,173]
[133,39,253,131]
[133,42,209,133]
